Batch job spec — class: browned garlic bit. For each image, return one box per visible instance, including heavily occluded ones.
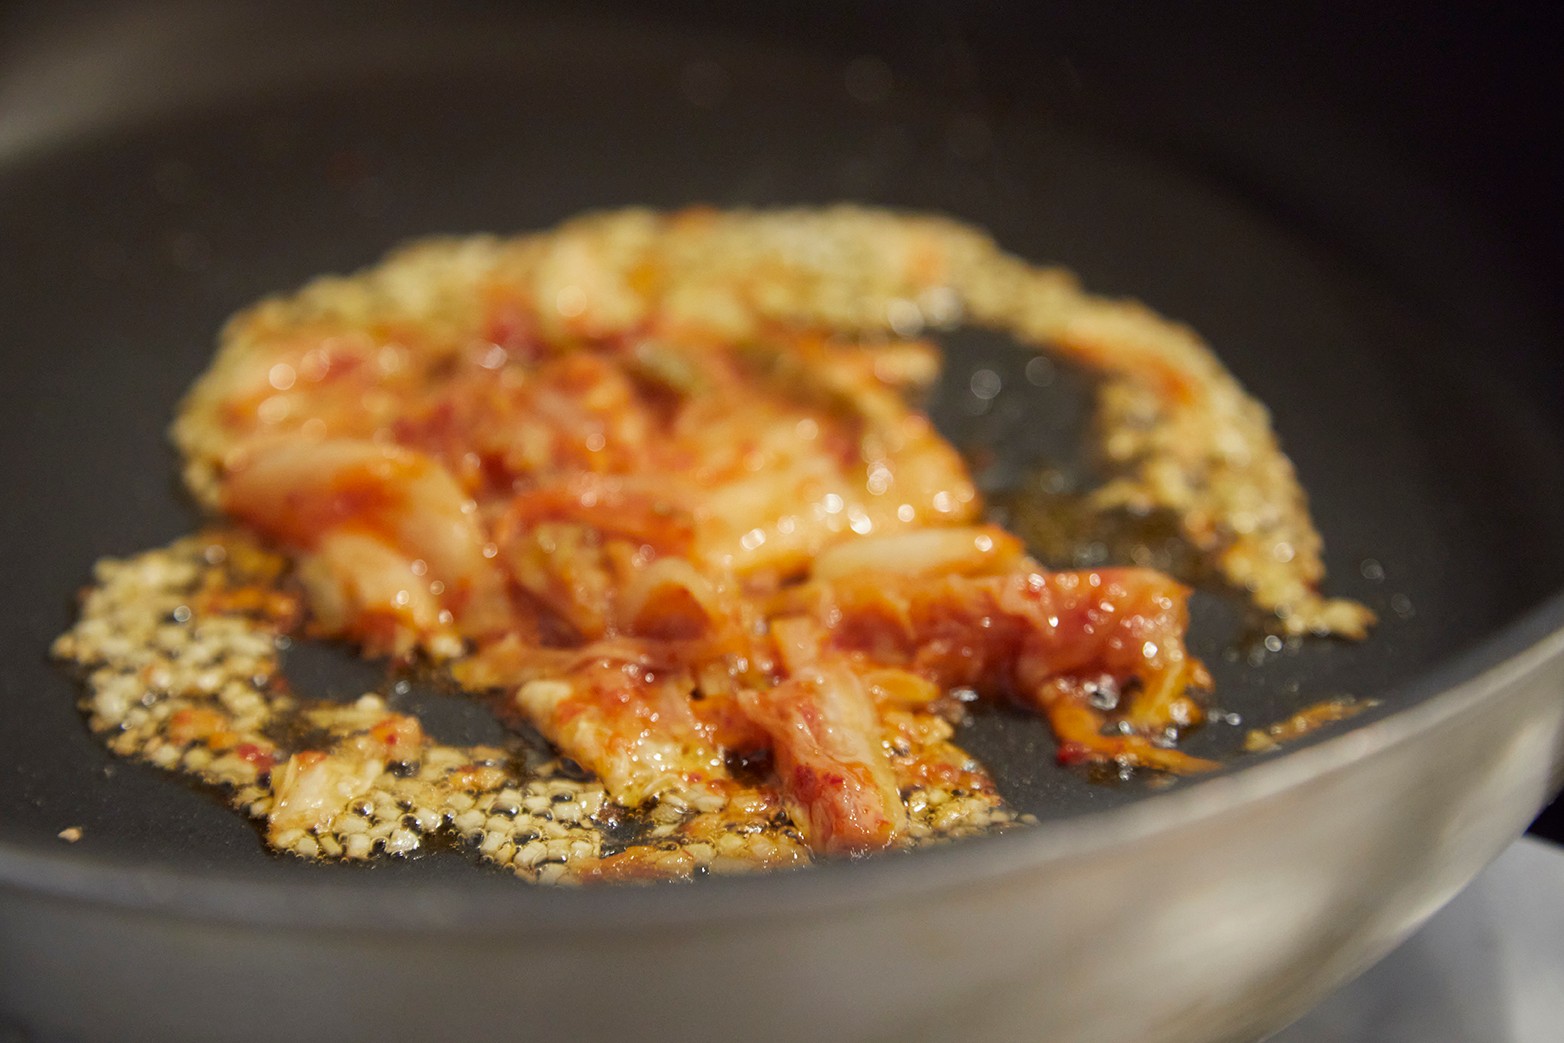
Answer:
[57,207,1369,883]
[175,209,1369,637]
[1242,696,1378,754]
[54,531,1026,882]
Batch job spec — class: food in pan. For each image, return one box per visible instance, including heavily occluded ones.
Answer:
[54,207,1372,880]
[1242,696,1377,753]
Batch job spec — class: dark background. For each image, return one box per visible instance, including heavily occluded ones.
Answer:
[528,0,1564,843]
[0,0,1560,846]
[663,0,1564,841]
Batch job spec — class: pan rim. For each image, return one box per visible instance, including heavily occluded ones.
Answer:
[4,0,1562,943]
[4,588,1561,935]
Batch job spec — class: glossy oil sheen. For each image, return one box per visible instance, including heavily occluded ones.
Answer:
[1,4,1562,1041]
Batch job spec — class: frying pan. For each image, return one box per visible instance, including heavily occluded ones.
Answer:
[2,2,1561,1041]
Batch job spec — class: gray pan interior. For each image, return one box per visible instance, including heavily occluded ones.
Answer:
[2,2,1562,913]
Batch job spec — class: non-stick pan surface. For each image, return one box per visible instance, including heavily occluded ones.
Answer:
[1,0,1561,1032]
